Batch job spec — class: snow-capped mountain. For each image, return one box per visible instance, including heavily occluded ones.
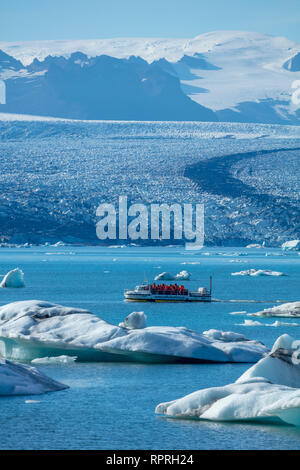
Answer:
[1,31,300,123]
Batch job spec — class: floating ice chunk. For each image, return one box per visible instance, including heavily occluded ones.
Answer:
[155,336,300,425]
[229,311,247,315]
[250,301,300,318]
[203,329,247,342]
[231,269,285,277]
[0,300,268,363]
[238,320,300,327]
[246,244,264,248]
[175,270,191,280]
[154,272,175,281]
[282,240,300,251]
[119,311,147,329]
[0,268,25,288]
[155,270,191,281]
[0,358,68,396]
[52,241,66,247]
[31,355,77,364]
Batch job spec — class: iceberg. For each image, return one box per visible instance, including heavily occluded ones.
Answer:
[31,355,77,364]
[282,240,300,252]
[0,358,68,396]
[175,270,191,280]
[155,335,300,426]
[0,300,268,363]
[154,272,175,281]
[154,270,191,281]
[0,268,25,288]
[231,269,285,277]
[249,301,300,318]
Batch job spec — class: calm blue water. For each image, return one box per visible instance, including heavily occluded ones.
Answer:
[0,245,300,450]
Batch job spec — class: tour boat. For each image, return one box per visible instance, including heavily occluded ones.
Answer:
[124,277,212,302]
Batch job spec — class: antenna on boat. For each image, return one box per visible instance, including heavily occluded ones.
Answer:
[210,275,212,295]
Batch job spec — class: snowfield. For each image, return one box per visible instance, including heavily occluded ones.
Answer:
[155,335,300,426]
[1,31,300,118]
[0,300,268,363]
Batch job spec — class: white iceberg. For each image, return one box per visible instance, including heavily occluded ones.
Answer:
[231,269,285,277]
[154,270,191,281]
[0,358,68,396]
[175,270,191,280]
[0,268,25,288]
[0,300,268,363]
[249,301,300,318]
[155,335,300,426]
[282,240,300,252]
[31,355,77,364]
[238,319,300,327]
[154,272,175,281]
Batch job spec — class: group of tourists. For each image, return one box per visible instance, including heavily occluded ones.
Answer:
[150,283,188,295]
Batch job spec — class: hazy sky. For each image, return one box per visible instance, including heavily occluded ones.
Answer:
[1,0,300,43]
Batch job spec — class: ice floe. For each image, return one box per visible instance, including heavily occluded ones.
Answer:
[175,270,191,280]
[31,355,77,364]
[231,269,285,277]
[155,335,300,426]
[238,319,300,327]
[249,302,300,318]
[282,240,300,251]
[0,358,68,396]
[0,300,268,363]
[154,272,175,281]
[0,268,25,288]
[154,270,191,281]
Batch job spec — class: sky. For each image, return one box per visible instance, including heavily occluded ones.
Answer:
[1,0,300,43]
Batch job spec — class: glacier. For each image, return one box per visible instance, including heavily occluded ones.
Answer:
[0,268,25,288]
[0,300,268,363]
[155,335,300,426]
[0,117,299,246]
[0,358,68,396]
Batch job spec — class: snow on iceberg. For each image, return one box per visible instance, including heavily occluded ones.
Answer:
[119,311,147,329]
[0,300,268,363]
[155,335,300,426]
[231,269,285,277]
[0,268,25,288]
[249,301,300,318]
[282,240,300,251]
[0,358,68,396]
